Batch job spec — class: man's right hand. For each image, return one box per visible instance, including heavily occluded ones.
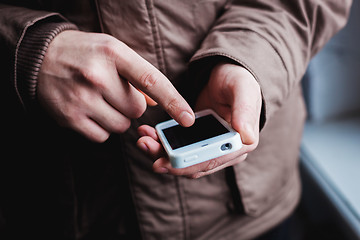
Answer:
[37,30,194,142]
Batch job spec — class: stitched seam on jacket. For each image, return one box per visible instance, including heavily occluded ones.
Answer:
[189,29,290,130]
[174,177,189,240]
[220,169,300,240]
[190,28,289,87]
[144,0,167,74]
[94,0,105,33]
[119,135,146,240]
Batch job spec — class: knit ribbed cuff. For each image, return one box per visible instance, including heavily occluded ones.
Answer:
[16,21,77,109]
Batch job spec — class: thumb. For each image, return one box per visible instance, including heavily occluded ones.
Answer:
[229,72,262,146]
[231,107,259,145]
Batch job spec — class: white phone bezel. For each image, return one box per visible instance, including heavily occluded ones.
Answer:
[155,109,242,168]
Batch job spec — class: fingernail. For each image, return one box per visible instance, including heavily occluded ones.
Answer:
[138,142,149,152]
[179,111,194,127]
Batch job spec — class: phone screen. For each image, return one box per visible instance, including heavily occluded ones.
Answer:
[162,114,229,150]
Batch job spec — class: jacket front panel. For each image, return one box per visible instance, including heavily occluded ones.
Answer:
[0,0,352,239]
[92,1,304,239]
[96,0,228,82]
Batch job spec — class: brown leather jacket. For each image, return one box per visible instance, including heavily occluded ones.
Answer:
[0,0,351,239]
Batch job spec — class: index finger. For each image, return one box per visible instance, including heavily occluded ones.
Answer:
[115,43,195,127]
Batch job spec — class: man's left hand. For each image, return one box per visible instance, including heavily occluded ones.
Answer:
[137,63,262,178]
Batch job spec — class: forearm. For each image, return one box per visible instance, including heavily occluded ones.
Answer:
[189,0,352,125]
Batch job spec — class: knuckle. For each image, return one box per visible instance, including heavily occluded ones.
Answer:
[204,159,221,172]
[79,64,95,80]
[164,97,179,114]
[130,106,146,119]
[112,118,131,133]
[58,104,81,128]
[139,71,159,91]
[129,98,147,119]
[93,131,110,143]
[96,35,118,56]
[80,66,107,90]
[73,87,95,107]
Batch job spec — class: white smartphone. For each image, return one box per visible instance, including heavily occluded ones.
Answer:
[155,109,242,168]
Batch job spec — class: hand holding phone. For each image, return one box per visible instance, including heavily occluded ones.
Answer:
[155,109,242,168]
[137,109,251,178]
[137,63,261,178]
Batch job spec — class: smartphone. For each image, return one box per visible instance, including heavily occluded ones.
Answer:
[155,109,242,168]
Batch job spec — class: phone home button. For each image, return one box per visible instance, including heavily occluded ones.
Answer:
[184,155,198,162]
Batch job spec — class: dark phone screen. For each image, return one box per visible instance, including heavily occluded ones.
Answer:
[162,114,229,150]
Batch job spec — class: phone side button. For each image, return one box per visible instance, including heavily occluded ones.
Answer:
[184,155,198,162]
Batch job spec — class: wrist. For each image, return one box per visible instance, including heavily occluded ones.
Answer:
[212,62,260,91]
[211,62,264,133]
[16,21,77,109]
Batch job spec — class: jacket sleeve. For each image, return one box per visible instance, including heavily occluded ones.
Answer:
[189,0,352,127]
[0,3,77,111]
